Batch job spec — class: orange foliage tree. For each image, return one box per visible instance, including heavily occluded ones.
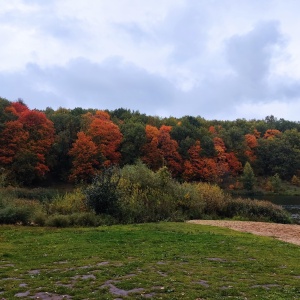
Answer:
[158,125,182,176]
[87,111,123,166]
[18,110,55,176]
[183,140,219,182]
[0,120,29,165]
[0,102,55,184]
[68,110,123,182]
[5,100,28,116]
[183,140,203,181]
[142,125,163,171]
[244,133,258,162]
[184,137,242,183]
[213,137,242,181]
[142,125,182,176]
[263,129,281,139]
[68,132,99,182]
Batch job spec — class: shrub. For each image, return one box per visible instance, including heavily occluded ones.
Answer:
[69,212,98,227]
[196,183,227,215]
[121,161,157,189]
[118,165,205,223]
[291,175,300,186]
[32,211,47,226]
[45,214,70,227]
[117,165,184,223]
[0,206,32,225]
[84,166,121,215]
[176,182,205,219]
[265,174,284,193]
[223,197,292,224]
[46,189,88,215]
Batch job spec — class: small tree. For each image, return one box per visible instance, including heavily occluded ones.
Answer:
[84,166,120,215]
[291,175,300,186]
[268,173,283,193]
[242,162,255,191]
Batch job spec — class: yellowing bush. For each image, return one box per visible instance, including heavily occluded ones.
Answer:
[196,183,227,214]
[46,189,88,215]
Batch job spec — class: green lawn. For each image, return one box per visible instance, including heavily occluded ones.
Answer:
[0,223,299,299]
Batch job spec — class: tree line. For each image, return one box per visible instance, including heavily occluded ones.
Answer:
[1,97,300,187]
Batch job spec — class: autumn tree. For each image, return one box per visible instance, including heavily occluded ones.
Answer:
[18,110,55,177]
[213,137,242,182]
[142,125,182,176]
[142,125,162,170]
[0,102,55,185]
[68,110,123,182]
[5,99,28,117]
[68,132,99,183]
[263,129,281,139]
[158,125,182,176]
[0,121,29,166]
[244,133,258,162]
[87,111,123,166]
[183,140,219,182]
[183,140,202,181]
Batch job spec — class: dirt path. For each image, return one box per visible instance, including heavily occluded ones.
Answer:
[187,220,300,246]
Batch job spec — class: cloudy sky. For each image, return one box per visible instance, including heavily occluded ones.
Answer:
[1,0,300,120]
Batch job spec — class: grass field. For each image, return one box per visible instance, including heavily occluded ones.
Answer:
[0,222,299,299]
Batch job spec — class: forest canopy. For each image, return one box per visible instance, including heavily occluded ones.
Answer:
[1,97,300,187]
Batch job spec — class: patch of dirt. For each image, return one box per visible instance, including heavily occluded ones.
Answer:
[187,220,300,246]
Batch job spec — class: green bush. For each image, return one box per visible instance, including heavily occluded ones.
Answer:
[45,214,70,227]
[84,166,121,215]
[117,165,180,223]
[69,212,98,227]
[32,211,47,226]
[0,206,32,224]
[0,163,292,226]
[46,189,88,215]
[223,197,292,223]
[121,161,158,189]
[196,183,227,215]
[117,164,205,223]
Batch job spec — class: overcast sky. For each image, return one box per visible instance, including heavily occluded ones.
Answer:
[1,0,300,120]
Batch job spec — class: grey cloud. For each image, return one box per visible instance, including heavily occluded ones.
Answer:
[226,21,283,83]
[172,21,300,118]
[114,22,150,44]
[161,2,208,63]
[0,57,179,115]
[1,1,84,41]
[1,13,300,121]
[116,1,208,64]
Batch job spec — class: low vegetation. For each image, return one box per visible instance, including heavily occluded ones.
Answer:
[0,163,292,227]
[0,223,299,299]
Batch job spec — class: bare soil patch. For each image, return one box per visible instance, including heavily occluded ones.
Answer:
[188,220,300,246]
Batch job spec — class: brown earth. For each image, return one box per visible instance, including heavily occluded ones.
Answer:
[187,220,300,246]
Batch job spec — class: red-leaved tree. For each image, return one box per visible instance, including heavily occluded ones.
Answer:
[68,132,99,182]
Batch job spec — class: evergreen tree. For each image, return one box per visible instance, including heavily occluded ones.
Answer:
[242,162,255,191]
